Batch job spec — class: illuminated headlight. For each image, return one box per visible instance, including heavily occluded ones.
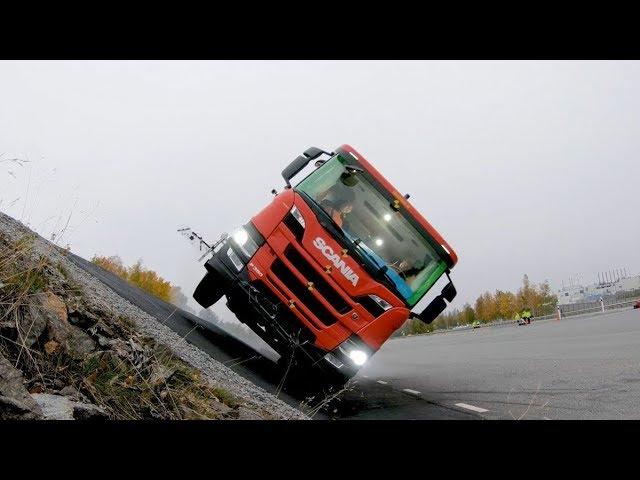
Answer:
[226,247,244,271]
[336,337,371,368]
[368,294,392,311]
[230,227,259,258]
[290,205,305,228]
[232,228,249,246]
[348,349,368,366]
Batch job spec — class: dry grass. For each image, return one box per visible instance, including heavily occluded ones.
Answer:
[0,232,243,420]
[79,340,240,420]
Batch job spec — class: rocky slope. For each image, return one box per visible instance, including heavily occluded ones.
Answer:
[0,211,307,420]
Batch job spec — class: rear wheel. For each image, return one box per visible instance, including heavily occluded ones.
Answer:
[193,272,225,308]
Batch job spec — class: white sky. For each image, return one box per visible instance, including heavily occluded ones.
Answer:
[1,61,639,319]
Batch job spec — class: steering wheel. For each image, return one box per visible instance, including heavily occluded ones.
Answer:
[388,259,409,277]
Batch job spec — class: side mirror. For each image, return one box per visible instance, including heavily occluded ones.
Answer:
[302,147,326,160]
[282,155,310,188]
[282,147,334,187]
[442,281,457,302]
[416,296,447,324]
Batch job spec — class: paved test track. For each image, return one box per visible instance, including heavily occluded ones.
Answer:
[68,252,640,419]
[360,308,640,419]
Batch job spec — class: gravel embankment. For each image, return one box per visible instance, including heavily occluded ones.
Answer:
[0,211,308,420]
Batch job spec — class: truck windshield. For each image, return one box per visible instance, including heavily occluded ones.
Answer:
[295,154,448,307]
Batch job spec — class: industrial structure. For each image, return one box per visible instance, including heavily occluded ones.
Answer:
[557,269,640,305]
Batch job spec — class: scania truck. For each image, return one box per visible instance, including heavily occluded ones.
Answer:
[193,145,458,383]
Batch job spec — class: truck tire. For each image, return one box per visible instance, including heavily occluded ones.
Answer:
[193,272,224,308]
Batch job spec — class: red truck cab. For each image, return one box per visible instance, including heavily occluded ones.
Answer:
[194,145,458,383]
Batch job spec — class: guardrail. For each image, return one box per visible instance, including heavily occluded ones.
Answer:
[398,296,640,338]
[548,297,639,320]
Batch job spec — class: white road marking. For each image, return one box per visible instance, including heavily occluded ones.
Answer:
[455,402,489,413]
[402,388,421,396]
[376,380,388,385]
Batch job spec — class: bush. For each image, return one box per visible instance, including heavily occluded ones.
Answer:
[91,255,172,302]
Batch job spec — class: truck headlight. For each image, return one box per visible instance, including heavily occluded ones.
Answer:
[226,247,245,271]
[231,226,259,258]
[232,228,249,246]
[347,349,368,366]
[368,294,392,311]
[335,336,372,368]
[290,205,305,228]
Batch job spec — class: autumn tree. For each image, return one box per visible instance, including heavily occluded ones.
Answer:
[91,255,128,279]
[495,290,516,320]
[461,303,476,324]
[393,273,558,336]
[91,255,173,302]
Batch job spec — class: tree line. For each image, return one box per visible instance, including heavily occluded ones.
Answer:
[398,274,558,335]
[91,255,176,304]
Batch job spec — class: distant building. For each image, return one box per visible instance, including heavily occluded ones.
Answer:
[557,270,640,305]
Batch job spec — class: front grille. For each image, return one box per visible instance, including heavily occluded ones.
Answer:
[271,258,337,326]
[250,280,316,344]
[284,246,351,314]
[248,281,280,316]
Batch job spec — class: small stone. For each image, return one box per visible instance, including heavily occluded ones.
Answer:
[67,307,100,328]
[109,339,132,359]
[0,353,43,419]
[149,364,176,387]
[215,401,234,416]
[236,406,264,420]
[59,385,79,398]
[95,321,115,337]
[73,402,108,420]
[44,340,60,355]
[66,325,96,358]
[53,378,66,389]
[31,393,74,420]
[29,384,45,394]
[179,405,210,420]
[20,296,49,347]
[0,395,42,420]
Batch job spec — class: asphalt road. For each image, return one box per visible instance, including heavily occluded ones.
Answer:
[359,309,640,419]
[67,252,640,419]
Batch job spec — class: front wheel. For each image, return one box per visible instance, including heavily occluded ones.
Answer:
[193,271,225,308]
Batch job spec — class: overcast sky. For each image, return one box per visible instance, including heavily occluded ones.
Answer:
[1,61,639,319]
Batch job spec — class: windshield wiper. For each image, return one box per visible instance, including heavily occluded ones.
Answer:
[351,238,404,291]
[296,190,403,297]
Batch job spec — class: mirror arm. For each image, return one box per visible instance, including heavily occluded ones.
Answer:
[303,147,334,160]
